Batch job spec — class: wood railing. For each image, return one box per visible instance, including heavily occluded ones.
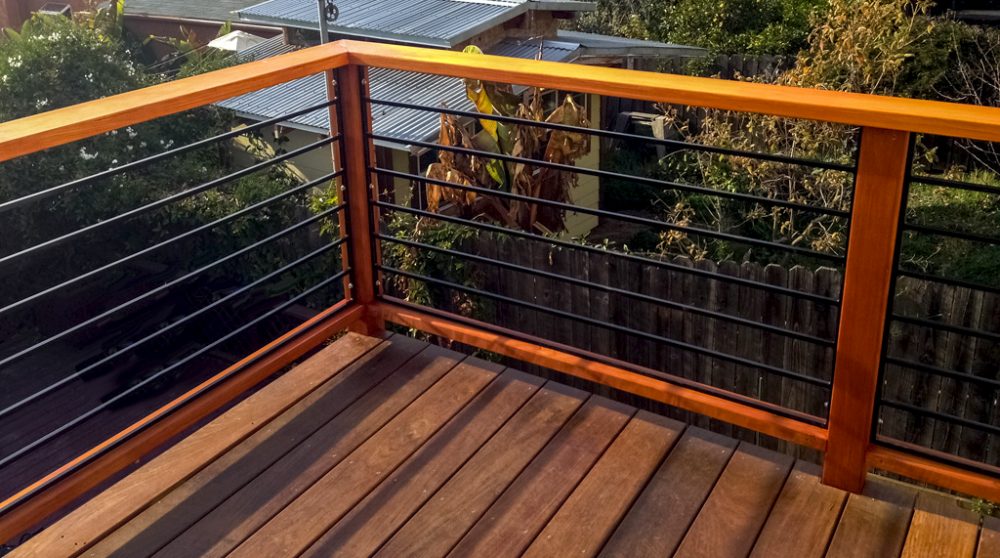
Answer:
[1,39,999,542]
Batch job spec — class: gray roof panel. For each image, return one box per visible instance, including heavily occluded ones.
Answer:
[217,37,579,147]
[125,0,263,23]
[237,0,592,46]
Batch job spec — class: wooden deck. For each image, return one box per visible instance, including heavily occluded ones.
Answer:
[10,333,997,558]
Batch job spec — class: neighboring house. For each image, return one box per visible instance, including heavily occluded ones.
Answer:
[123,0,281,56]
[0,0,87,29]
[218,0,705,236]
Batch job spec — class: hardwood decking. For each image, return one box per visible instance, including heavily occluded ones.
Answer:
[10,333,995,558]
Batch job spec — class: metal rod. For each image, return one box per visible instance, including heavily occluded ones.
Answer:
[0,135,338,265]
[366,97,857,173]
[0,239,346,421]
[373,167,843,262]
[904,222,1000,246]
[0,205,344,370]
[0,170,342,317]
[375,200,841,305]
[883,356,1000,390]
[372,134,852,220]
[909,174,1000,196]
[0,269,349,468]
[879,399,1000,436]
[380,264,832,387]
[891,313,1000,343]
[0,100,337,214]
[379,233,835,346]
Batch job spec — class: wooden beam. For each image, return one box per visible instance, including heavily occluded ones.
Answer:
[375,300,828,450]
[0,43,350,162]
[336,65,385,335]
[823,128,911,493]
[867,444,1000,503]
[342,41,1000,143]
[0,301,363,543]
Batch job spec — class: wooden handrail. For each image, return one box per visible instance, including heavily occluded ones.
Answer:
[341,40,1000,143]
[0,43,350,162]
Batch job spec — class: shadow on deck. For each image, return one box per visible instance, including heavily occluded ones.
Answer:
[11,333,997,557]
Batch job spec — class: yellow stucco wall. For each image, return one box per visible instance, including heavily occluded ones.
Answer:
[562,93,601,238]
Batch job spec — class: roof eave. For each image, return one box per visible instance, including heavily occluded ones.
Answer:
[235,13,455,48]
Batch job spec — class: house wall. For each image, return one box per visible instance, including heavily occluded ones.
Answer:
[563,92,601,237]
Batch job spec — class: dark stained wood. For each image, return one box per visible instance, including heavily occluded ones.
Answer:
[673,442,794,558]
[748,462,846,558]
[374,383,588,558]
[84,334,418,558]
[13,333,999,558]
[825,477,917,558]
[600,428,738,558]
[867,444,1000,504]
[824,127,911,494]
[448,397,635,557]
[900,492,980,558]
[153,342,462,558]
[5,324,375,557]
[300,371,545,558]
[228,357,502,557]
[978,516,1000,558]
[523,412,686,558]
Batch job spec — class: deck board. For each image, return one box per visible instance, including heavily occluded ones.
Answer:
[11,333,995,558]
[300,370,544,558]
[674,442,794,558]
[522,411,686,558]
[447,396,634,558]
[749,462,846,557]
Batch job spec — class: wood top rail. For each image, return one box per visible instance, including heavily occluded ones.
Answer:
[341,40,1000,144]
[4,39,1000,164]
[0,43,350,162]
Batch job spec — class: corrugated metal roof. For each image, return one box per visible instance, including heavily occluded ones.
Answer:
[556,30,707,58]
[237,0,592,46]
[217,37,579,148]
[125,0,263,23]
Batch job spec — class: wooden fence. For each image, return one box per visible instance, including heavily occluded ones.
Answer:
[405,234,1000,466]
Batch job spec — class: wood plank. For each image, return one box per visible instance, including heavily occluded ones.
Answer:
[374,383,588,558]
[336,64,383,334]
[83,334,420,558]
[866,444,1000,504]
[299,371,545,558]
[152,342,460,558]
[228,357,502,557]
[673,442,794,558]
[523,411,686,558]
[748,462,847,558]
[0,43,349,162]
[448,397,635,558]
[343,41,1000,143]
[977,515,1000,558]
[823,127,911,493]
[6,329,379,557]
[378,301,828,450]
[900,492,980,558]
[0,301,365,545]
[600,428,738,558]
[826,477,917,558]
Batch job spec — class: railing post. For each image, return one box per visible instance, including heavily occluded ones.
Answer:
[823,127,911,493]
[335,64,385,335]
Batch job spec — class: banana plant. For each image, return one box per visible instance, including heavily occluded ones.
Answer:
[424,45,591,234]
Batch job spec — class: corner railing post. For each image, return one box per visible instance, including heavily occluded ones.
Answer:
[335,63,385,335]
[823,127,911,493]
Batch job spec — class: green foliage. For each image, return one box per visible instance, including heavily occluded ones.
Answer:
[648,0,825,56]
[381,213,481,314]
[569,0,826,56]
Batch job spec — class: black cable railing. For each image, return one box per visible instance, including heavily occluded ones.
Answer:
[366,83,850,420]
[0,90,354,499]
[875,137,1000,472]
